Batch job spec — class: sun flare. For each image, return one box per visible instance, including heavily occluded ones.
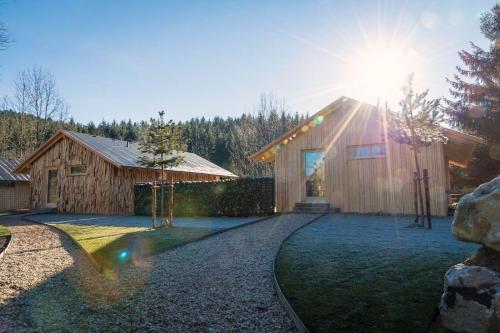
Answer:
[350,43,420,106]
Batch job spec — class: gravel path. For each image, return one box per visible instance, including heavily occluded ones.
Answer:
[0,213,318,332]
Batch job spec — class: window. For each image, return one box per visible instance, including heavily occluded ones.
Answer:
[70,165,87,175]
[348,144,387,160]
[304,150,325,197]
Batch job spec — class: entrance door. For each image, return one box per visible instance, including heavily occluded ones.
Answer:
[304,150,326,199]
[47,169,58,207]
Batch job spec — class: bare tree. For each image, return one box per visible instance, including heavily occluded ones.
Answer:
[230,94,283,176]
[13,66,69,146]
[0,22,10,50]
[229,93,301,176]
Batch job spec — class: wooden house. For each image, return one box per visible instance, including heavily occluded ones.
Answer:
[250,97,481,216]
[0,157,30,212]
[14,130,237,215]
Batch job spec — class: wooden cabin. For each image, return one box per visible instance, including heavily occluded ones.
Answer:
[0,157,30,212]
[14,130,237,215]
[250,97,481,216]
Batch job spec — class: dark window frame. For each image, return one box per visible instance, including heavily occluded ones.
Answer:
[69,164,88,176]
[347,143,387,160]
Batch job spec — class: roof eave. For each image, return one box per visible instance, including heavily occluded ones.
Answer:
[120,165,238,178]
[248,96,357,162]
[444,128,484,144]
[13,130,66,174]
[13,130,123,174]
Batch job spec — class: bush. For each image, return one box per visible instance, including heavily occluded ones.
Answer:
[134,177,274,217]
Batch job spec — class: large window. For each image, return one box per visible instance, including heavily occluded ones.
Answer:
[304,150,325,197]
[69,165,87,175]
[348,143,387,160]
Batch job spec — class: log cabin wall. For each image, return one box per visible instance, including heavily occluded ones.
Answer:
[30,136,221,215]
[0,182,30,211]
[275,102,448,216]
[30,137,115,214]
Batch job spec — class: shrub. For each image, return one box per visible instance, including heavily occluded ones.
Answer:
[134,177,274,217]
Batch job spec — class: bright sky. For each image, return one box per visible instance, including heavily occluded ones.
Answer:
[0,0,495,123]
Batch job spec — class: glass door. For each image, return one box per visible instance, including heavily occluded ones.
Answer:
[304,150,325,198]
[47,169,58,206]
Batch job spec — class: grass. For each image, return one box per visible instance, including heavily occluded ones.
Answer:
[275,214,478,333]
[50,223,217,272]
[0,225,10,237]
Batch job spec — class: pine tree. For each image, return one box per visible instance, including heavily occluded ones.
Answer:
[138,111,186,227]
[388,74,448,229]
[445,4,500,185]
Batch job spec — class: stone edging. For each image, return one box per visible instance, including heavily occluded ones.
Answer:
[22,213,279,274]
[0,235,12,262]
[272,213,327,333]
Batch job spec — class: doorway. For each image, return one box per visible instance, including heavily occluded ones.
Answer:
[303,150,326,200]
[47,169,58,207]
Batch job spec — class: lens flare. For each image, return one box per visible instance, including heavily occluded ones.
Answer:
[118,250,128,262]
[314,115,324,125]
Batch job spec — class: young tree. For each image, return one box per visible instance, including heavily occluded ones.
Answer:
[445,4,500,185]
[138,111,186,227]
[388,74,448,228]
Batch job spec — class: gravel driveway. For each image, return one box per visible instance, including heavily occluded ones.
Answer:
[0,213,319,332]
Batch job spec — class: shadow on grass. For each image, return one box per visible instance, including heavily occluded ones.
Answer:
[0,219,218,331]
[0,219,139,331]
[91,227,215,274]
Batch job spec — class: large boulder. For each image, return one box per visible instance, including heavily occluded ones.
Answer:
[452,176,500,251]
[440,264,500,333]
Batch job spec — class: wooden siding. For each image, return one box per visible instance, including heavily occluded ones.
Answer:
[0,182,30,211]
[30,137,220,215]
[275,103,449,216]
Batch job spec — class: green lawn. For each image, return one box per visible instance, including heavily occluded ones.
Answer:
[275,214,478,333]
[51,223,216,273]
[0,225,10,237]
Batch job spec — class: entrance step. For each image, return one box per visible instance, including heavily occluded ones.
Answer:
[293,202,339,213]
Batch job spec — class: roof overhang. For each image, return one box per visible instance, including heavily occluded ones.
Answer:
[13,130,122,174]
[443,128,483,168]
[248,96,483,169]
[14,130,239,178]
[249,96,354,163]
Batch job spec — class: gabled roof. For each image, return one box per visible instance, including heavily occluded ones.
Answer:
[14,130,237,178]
[249,96,482,168]
[249,96,363,162]
[0,157,29,182]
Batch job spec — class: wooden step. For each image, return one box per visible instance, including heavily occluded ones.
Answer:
[293,202,339,213]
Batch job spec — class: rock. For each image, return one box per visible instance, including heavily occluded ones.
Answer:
[440,264,500,333]
[452,176,500,251]
[465,246,500,273]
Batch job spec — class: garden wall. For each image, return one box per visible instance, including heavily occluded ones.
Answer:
[134,177,275,217]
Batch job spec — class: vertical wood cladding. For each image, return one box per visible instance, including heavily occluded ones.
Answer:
[275,102,448,216]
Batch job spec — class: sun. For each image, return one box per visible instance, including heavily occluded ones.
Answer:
[349,43,420,106]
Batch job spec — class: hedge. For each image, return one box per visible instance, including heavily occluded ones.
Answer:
[134,177,275,217]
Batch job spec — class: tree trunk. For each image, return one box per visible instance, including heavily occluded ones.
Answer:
[412,144,425,226]
[160,164,165,227]
[151,179,157,228]
[168,174,174,227]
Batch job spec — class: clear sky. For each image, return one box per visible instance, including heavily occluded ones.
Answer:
[0,0,496,123]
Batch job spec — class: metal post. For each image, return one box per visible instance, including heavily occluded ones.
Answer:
[423,169,432,230]
[413,171,419,225]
